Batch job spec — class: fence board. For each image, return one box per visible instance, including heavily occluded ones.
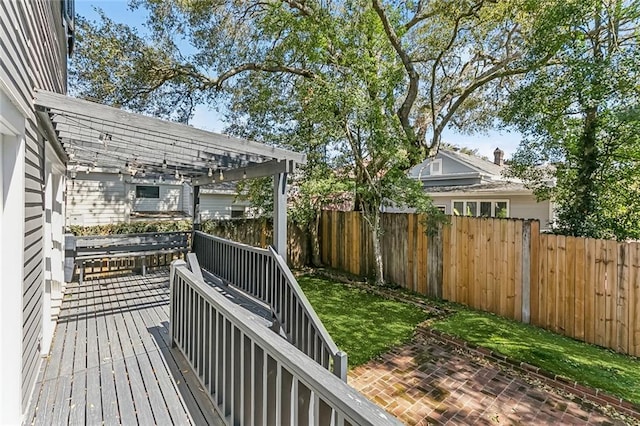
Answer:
[507,220,516,319]
[605,239,617,350]
[595,239,607,347]
[514,221,523,322]
[471,218,480,309]
[530,221,540,326]
[565,236,576,338]
[632,244,640,356]
[481,219,490,312]
[574,237,586,340]
[617,243,630,354]
[556,236,566,335]
[584,238,597,345]
[407,215,415,292]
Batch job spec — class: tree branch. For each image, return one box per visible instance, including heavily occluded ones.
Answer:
[371,0,420,145]
[174,62,317,90]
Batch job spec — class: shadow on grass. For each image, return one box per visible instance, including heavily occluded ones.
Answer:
[298,275,427,367]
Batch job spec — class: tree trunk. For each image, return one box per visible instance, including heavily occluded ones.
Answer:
[310,211,323,267]
[370,210,385,285]
[572,106,599,236]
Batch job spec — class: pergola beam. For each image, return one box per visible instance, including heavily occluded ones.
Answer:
[273,172,288,255]
[34,89,305,164]
[191,160,294,186]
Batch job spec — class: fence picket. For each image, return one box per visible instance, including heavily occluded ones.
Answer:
[632,243,640,356]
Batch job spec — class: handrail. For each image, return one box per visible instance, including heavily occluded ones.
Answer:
[169,260,400,426]
[192,231,347,380]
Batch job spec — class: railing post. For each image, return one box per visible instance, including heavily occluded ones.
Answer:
[332,351,348,382]
[191,185,201,248]
[169,259,187,348]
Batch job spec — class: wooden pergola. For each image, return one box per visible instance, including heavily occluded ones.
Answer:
[34,89,306,253]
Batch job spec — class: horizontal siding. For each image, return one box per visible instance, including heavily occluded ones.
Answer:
[509,195,552,226]
[132,184,183,212]
[2,0,68,415]
[200,194,236,220]
[67,173,130,226]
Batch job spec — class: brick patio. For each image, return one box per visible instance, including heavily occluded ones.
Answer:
[348,331,631,425]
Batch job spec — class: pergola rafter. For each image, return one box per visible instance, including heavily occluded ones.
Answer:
[34,89,304,253]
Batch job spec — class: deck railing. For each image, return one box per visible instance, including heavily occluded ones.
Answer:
[192,231,347,380]
[169,260,400,426]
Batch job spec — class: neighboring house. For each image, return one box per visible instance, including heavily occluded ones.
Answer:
[0,1,72,423]
[66,171,250,225]
[67,170,192,225]
[199,182,250,220]
[390,147,554,228]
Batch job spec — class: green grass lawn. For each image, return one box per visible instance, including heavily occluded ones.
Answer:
[297,275,427,367]
[431,310,640,405]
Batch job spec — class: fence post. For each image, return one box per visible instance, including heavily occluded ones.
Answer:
[427,223,444,298]
[332,351,348,382]
[521,221,531,324]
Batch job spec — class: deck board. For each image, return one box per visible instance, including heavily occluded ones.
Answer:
[26,271,225,426]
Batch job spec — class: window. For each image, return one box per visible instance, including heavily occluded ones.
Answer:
[436,205,446,214]
[136,185,160,199]
[452,200,509,218]
[430,159,442,176]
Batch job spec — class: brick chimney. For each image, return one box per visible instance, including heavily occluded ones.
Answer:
[493,147,504,166]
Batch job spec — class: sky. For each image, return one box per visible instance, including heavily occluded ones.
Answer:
[74,0,522,160]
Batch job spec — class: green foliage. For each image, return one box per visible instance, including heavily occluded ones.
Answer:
[69,220,192,236]
[298,275,427,367]
[432,310,640,404]
[503,0,640,239]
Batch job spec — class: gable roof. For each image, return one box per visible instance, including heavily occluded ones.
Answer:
[439,149,504,177]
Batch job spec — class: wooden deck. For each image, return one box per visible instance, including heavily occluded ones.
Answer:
[26,271,224,426]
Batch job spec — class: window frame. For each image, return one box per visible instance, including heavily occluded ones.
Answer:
[135,185,160,199]
[430,158,442,176]
[451,199,510,218]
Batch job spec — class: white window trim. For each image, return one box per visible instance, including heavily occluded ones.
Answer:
[430,158,442,176]
[451,199,510,218]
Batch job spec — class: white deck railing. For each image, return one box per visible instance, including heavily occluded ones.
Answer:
[169,260,400,426]
[192,231,347,380]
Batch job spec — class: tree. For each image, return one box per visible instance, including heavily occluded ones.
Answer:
[503,0,640,239]
[72,0,559,284]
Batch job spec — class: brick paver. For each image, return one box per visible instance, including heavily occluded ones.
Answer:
[348,332,630,425]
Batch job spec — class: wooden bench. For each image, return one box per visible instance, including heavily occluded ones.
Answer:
[71,231,190,284]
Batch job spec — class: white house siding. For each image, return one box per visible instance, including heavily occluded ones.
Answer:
[0,0,68,420]
[428,193,552,226]
[132,183,183,212]
[67,173,131,226]
[182,183,193,216]
[199,193,250,220]
[509,195,553,227]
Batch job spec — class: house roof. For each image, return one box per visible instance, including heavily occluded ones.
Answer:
[425,180,528,194]
[34,89,305,184]
[200,181,241,195]
[439,149,504,177]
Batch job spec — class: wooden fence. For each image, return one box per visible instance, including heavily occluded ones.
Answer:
[319,211,640,357]
[201,218,310,268]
